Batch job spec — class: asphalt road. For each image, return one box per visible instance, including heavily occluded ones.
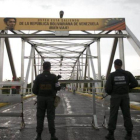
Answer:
[129,93,140,102]
[0,90,140,140]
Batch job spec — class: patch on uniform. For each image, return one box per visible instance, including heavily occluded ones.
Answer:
[114,76,126,85]
[40,84,52,90]
[115,81,126,84]
[114,76,125,81]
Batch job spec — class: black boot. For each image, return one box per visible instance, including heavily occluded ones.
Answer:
[35,133,42,140]
[51,134,58,140]
[105,131,115,140]
[125,131,132,140]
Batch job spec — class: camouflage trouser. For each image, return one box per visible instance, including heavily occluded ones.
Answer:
[36,96,55,134]
[108,94,133,132]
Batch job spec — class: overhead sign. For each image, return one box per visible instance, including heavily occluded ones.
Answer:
[0,18,125,31]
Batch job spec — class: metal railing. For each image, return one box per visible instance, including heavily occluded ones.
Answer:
[0,87,33,130]
[0,87,32,95]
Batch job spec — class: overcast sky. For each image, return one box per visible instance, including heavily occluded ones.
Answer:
[0,0,140,81]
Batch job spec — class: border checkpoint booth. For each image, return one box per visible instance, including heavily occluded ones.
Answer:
[0,16,140,130]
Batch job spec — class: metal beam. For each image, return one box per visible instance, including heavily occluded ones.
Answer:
[21,40,25,93]
[34,51,37,77]
[58,80,101,83]
[81,54,84,90]
[87,47,96,79]
[97,39,101,80]
[24,56,97,59]
[34,64,85,66]
[126,25,140,57]
[39,51,82,54]
[0,81,24,86]
[84,50,88,80]
[119,31,125,69]
[36,43,85,47]
[92,83,98,128]
[88,48,90,91]
[78,60,82,89]
[106,38,118,78]
[23,47,34,93]
[11,30,45,63]
[54,73,71,74]
[5,38,17,79]
[31,48,35,90]
[76,62,79,88]
[81,30,93,34]
[37,53,40,75]
[97,39,102,93]
[51,70,77,71]
[0,35,5,94]
[51,63,75,65]
[31,30,42,34]
[0,113,22,117]
[70,46,87,79]
[0,34,128,38]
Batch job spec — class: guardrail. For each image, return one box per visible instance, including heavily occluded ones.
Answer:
[0,88,32,130]
[70,86,140,129]
[0,94,25,130]
[0,88,32,95]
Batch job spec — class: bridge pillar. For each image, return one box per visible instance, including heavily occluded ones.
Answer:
[119,31,125,70]
[20,40,25,94]
[23,46,34,94]
[87,48,90,93]
[0,37,5,94]
[78,60,82,91]
[87,46,97,89]
[87,46,99,128]
[97,39,102,93]
[81,54,84,92]
[31,47,35,91]
[77,61,79,91]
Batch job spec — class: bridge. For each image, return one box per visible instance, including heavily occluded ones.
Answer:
[0,16,140,140]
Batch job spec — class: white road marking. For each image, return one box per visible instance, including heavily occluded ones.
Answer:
[4,121,11,126]
[61,91,75,140]
[2,109,11,112]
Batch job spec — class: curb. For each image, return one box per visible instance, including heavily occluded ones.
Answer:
[0,103,9,108]
[77,91,103,99]
[0,94,35,108]
[76,91,140,111]
[130,104,140,111]
[23,94,35,100]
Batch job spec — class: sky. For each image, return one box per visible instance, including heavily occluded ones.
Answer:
[0,0,140,82]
